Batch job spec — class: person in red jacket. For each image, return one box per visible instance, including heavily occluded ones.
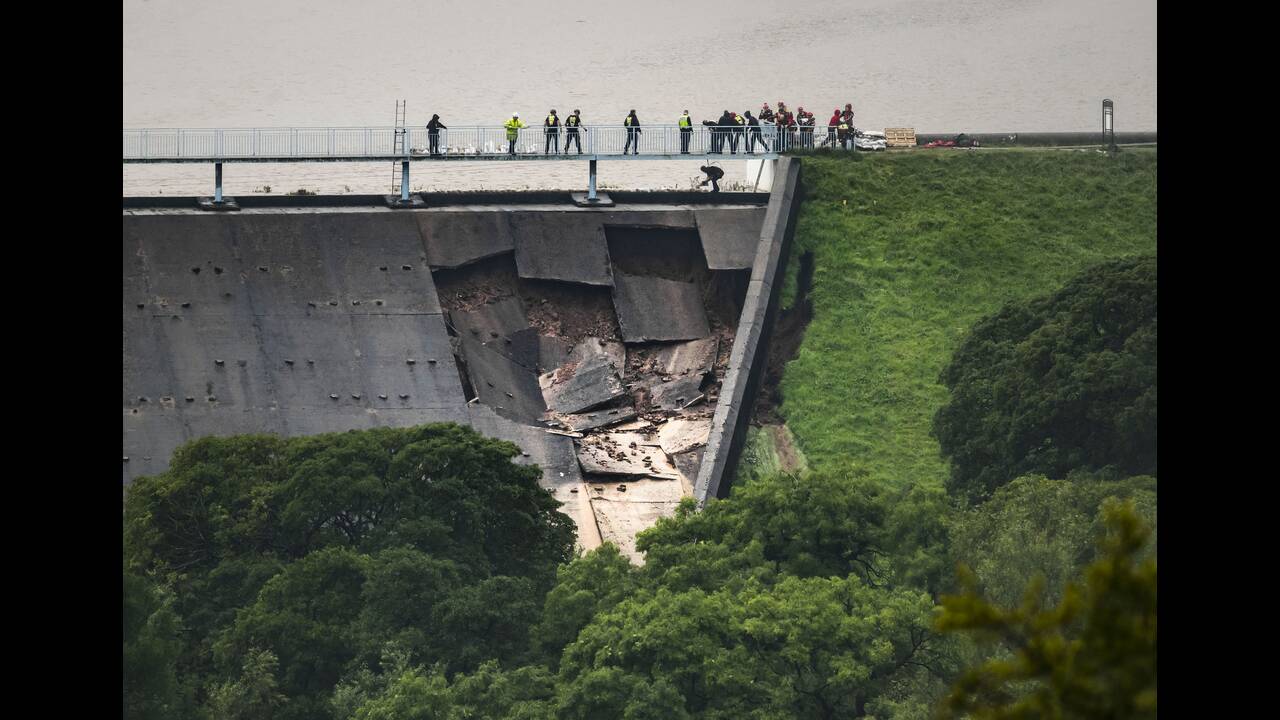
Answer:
[825,109,840,148]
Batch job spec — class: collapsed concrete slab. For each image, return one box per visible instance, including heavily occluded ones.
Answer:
[671,447,705,497]
[646,374,706,412]
[447,295,529,342]
[548,405,639,433]
[657,417,712,456]
[499,327,571,374]
[540,350,626,415]
[417,212,514,269]
[612,273,710,343]
[650,337,719,377]
[511,212,613,286]
[576,432,679,478]
[695,207,767,270]
[589,483,685,562]
[458,336,547,424]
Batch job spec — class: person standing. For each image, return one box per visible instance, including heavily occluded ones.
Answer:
[678,110,693,154]
[837,113,853,149]
[504,112,526,155]
[759,103,775,125]
[623,109,641,155]
[775,102,788,151]
[716,110,734,154]
[702,118,721,153]
[564,109,583,154]
[426,114,446,156]
[729,110,746,154]
[797,107,815,149]
[544,109,561,154]
[745,110,767,153]
[841,103,855,128]
[825,108,840,148]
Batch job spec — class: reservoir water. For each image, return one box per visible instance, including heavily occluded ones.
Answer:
[123,0,1156,195]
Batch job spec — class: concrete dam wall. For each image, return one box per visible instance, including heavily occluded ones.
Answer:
[123,189,791,558]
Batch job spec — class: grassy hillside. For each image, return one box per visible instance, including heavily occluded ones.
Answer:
[775,149,1157,489]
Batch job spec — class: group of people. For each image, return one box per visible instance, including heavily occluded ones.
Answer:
[420,102,859,156]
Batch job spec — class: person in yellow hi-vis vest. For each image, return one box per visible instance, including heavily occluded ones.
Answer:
[623,110,641,155]
[678,110,692,154]
[504,113,526,155]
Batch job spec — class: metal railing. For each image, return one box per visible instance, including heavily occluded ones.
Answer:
[122,124,792,161]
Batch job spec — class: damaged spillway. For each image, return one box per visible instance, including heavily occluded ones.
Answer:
[123,195,774,561]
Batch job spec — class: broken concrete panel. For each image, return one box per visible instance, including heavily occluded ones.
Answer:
[672,448,705,497]
[417,211,515,269]
[612,273,710,343]
[695,207,767,270]
[511,212,613,286]
[541,352,626,415]
[647,374,706,412]
[657,417,712,456]
[549,405,638,433]
[590,492,685,563]
[576,432,679,477]
[448,296,529,342]
[568,337,625,372]
[458,336,547,424]
[497,328,571,374]
[651,336,718,377]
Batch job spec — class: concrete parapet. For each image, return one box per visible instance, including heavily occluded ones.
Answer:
[694,157,802,503]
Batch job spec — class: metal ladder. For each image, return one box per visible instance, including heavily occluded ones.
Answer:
[391,100,406,193]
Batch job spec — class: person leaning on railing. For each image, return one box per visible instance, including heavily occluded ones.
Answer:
[678,110,693,154]
[623,110,641,155]
[745,110,767,154]
[426,114,446,156]
[504,113,526,155]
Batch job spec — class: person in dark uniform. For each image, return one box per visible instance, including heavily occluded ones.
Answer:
[699,164,724,192]
[678,110,693,154]
[797,107,815,148]
[717,110,735,154]
[745,110,767,153]
[426,114,446,156]
[702,118,720,153]
[729,111,746,154]
[623,109,641,155]
[564,109,583,153]
[544,109,560,154]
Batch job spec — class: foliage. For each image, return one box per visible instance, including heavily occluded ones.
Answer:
[123,571,192,719]
[934,255,1157,501]
[948,474,1156,607]
[123,424,575,718]
[774,150,1157,490]
[935,500,1157,719]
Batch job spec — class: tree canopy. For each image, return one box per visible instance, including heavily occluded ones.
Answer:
[123,424,575,719]
[933,255,1157,502]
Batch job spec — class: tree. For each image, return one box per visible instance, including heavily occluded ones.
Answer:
[207,648,289,720]
[948,474,1156,607]
[123,571,190,719]
[935,500,1157,719]
[933,256,1156,501]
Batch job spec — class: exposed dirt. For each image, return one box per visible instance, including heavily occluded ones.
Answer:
[431,253,520,313]
[767,424,803,473]
[520,278,621,345]
[752,251,814,424]
[605,227,707,282]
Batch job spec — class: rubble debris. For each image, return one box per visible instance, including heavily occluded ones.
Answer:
[576,432,679,477]
[448,295,529,341]
[649,336,719,378]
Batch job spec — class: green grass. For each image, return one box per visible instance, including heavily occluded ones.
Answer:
[776,149,1157,490]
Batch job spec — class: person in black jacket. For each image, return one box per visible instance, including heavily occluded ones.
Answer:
[623,110,641,154]
[702,119,720,153]
[564,109,583,154]
[426,114,446,156]
[745,110,768,154]
[699,164,724,192]
[544,109,561,154]
[717,111,735,154]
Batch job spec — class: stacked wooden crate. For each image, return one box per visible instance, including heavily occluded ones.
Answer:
[884,128,916,148]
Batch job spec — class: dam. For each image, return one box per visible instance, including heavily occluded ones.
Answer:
[123,163,801,559]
